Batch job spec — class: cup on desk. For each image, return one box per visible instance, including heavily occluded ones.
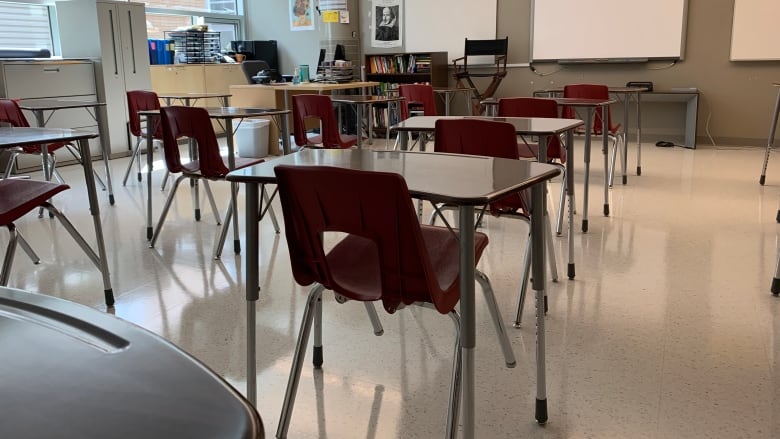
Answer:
[299,64,310,83]
[234,54,246,63]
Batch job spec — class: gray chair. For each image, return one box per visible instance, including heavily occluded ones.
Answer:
[240,60,271,84]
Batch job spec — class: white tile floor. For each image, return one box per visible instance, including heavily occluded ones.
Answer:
[5,140,780,438]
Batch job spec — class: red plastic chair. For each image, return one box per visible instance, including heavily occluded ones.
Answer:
[291,94,357,149]
[395,84,437,151]
[433,118,559,327]
[123,90,165,186]
[273,165,515,439]
[561,84,624,187]
[498,97,569,235]
[0,179,102,286]
[0,99,70,182]
[150,106,277,258]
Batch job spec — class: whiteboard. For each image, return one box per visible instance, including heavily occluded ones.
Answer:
[531,0,688,63]
[730,0,780,61]
[404,0,497,62]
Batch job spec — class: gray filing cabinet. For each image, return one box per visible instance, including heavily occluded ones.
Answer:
[0,59,103,171]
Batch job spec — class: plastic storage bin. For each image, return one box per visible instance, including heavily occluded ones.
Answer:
[236,119,270,158]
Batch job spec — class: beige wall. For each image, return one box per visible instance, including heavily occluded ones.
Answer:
[246,0,780,146]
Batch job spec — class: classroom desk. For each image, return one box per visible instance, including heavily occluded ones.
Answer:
[330,94,404,147]
[139,107,289,246]
[0,286,263,438]
[157,92,231,107]
[0,127,113,306]
[229,82,379,154]
[391,115,588,281]
[17,99,115,205]
[226,148,561,437]
[760,82,780,185]
[433,86,475,115]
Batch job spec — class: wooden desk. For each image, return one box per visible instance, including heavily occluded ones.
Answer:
[0,286,263,438]
[0,127,113,306]
[227,149,562,437]
[229,82,379,154]
[17,99,114,205]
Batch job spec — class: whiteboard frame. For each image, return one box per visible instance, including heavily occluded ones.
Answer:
[730,0,780,62]
[529,0,688,64]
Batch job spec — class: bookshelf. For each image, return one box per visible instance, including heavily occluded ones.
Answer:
[364,51,448,133]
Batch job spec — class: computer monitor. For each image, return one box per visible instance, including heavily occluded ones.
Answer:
[334,44,346,61]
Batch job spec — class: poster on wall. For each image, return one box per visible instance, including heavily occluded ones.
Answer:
[290,0,315,31]
[371,0,402,48]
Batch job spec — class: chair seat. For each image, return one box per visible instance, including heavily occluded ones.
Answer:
[0,180,68,225]
[325,225,488,308]
[305,134,358,148]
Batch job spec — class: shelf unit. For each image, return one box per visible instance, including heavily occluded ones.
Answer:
[364,51,448,133]
[165,31,221,64]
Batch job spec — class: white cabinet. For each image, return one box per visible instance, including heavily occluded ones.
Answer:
[0,59,102,171]
[56,0,151,158]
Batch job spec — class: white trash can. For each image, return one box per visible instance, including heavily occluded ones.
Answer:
[235,119,270,158]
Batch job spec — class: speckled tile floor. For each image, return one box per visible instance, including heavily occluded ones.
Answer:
[4,139,780,438]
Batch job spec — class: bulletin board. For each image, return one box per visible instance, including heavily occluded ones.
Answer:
[730,0,780,61]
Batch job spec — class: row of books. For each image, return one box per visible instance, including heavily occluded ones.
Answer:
[148,39,175,65]
[369,81,431,97]
[367,54,432,74]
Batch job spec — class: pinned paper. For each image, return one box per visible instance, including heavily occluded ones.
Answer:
[323,10,339,23]
[340,10,350,23]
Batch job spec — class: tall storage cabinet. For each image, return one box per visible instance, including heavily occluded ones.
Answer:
[56,0,151,158]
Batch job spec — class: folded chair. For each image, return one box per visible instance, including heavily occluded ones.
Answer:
[0,179,105,287]
[498,97,570,235]
[123,90,167,187]
[452,37,509,115]
[150,106,278,259]
[273,165,516,439]
[292,94,357,149]
[431,118,559,327]
[561,84,624,188]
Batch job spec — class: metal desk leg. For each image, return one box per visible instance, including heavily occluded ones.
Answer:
[280,115,291,155]
[531,144,549,425]
[77,137,114,307]
[356,104,364,148]
[761,89,780,185]
[566,130,576,279]
[636,93,643,176]
[244,182,260,405]
[602,109,610,216]
[145,114,155,240]
[458,205,476,439]
[621,94,629,185]
[582,109,593,233]
[226,119,240,254]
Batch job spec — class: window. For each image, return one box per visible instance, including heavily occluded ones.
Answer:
[144,1,243,52]
[0,1,54,53]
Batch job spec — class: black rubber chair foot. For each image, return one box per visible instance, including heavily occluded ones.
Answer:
[622,175,627,185]
[567,263,575,280]
[137,173,142,182]
[146,227,153,241]
[604,204,610,216]
[637,166,642,176]
[104,289,115,307]
[544,296,548,314]
[109,194,115,205]
[313,346,323,368]
[772,278,780,295]
[535,398,548,425]
[234,240,241,254]
[582,219,588,233]
[195,209,201,221]
[776,210,780,223]
[760,175,766,185]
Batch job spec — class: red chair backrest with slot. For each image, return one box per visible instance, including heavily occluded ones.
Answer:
[561,84,620,135]
[159,106,231,178]
[398,84,437,117]
[127,90,163,139]
[497,97,566,163]
[274,164,482,314]
[0,99,68,155]
[433,118,529,216]
[291,94,356,148]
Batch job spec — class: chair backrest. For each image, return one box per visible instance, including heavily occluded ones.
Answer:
[160,106,229,178]
[463,37,509,68]
[398,84,437,117]
[274,165,460,314]
[127,90,162,138]
[433,118,528,215]
[291,94,347,148]
[0,99,30,128]
[241,60,271,84]
[497,97,566,162]
[561,84,617,134]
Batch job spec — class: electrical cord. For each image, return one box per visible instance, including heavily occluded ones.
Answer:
[529,62,562,77]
